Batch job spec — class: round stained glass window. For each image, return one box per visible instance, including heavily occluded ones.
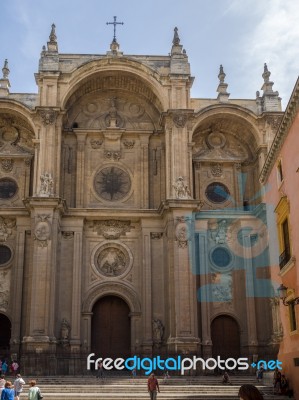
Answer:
[0,245,12,265]
[0,178,18,199]
[211,247,232,268]
[205,182,230,203]
[94,167,131,202]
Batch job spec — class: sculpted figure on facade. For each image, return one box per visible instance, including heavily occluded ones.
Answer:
[173,177,192,199]
[60,318,71,340]
[152,318,164,344]
[39,172,54,197]
[0,217,15,242]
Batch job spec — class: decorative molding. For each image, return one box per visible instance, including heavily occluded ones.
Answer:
[123,140,135,149]
[150,232,163,240]
[0,217,16,242]
[0,158,14,172]
[61,231,74,240]
[90,139,103,149]
[93,220,131,239]
[266,114,283,131]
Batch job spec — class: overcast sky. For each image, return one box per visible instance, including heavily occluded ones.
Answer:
[1,0,298,108]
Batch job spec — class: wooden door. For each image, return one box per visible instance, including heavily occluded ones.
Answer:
[91,296,131,358]
[0,314,11,351]
[211,315,240,359]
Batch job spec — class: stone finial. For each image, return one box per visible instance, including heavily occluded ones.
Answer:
[259,63,281,112]
[49,23,57,43]
[173,27,180,45]
[217,64,230,102]
[0,59,10,96]
[47,23,58,52]
[2,59,9,79]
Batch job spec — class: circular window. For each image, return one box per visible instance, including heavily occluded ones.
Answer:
[0,245,12,265]
[0,178,18,199]
[205,182,230,203]
[211,247,232,268]
[94,167,131,202]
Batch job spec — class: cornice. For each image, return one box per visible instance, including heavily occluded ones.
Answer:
[260,77,299,183]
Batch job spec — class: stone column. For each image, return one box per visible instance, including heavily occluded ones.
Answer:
[82,312,93,352]
[75,132,87,208]
[22,197,66,352]
[139,134,150,208]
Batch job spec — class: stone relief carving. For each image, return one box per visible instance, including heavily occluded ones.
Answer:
[34,214,51,248]
[210,163,223,177]
[0,217,16,242]
[173,113,187,128]
[209,220,227,244]
[104,150,121,161]
[38,109,58,125]
[39,172,54,197]
[0,158,14,172]
[123,140,135,149]
[269,297,283,343]
[266,115,283,131]
[90,139,103,149]
[97,247,128,277]
[211,272,232,302]
[93,220,131,239]
[152,318,164,344]
[173,177,192,199]
[175,217,190,248]
[0,269,11,312]
[150,232,163,240]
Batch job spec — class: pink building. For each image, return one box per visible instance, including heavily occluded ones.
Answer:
[261,77,299,396]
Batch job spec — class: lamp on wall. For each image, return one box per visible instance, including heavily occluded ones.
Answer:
[277,284,299,306]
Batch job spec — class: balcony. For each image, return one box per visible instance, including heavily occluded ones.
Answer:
[279,246,291,270]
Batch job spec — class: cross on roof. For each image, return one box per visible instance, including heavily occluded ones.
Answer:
[106,16,124,43]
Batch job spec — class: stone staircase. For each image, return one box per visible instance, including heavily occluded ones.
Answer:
[17,375,293,400]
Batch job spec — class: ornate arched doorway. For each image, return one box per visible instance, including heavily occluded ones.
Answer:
[0,314,11,352]
[211,315,240,359]
[91,296,131,358]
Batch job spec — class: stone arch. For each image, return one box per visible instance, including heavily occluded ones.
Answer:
[82,281,141,314]
[61,57,167,113]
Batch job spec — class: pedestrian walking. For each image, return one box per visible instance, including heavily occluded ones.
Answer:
[0,376,6,397]
[147,373,160,400]
[14,374,25,400]
[28,380,43,400]
[0,381,14,400]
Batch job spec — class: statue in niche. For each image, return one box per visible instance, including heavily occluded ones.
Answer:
[39,172,54,197]
[173,177,191,199]
[60,318,70,340]
[152,319,164,343]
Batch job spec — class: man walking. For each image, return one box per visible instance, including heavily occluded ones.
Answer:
[14,374,25,400]
[147,373,160,400]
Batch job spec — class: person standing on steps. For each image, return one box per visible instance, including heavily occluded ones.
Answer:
[147,373,160,400]
[13,374,25,400]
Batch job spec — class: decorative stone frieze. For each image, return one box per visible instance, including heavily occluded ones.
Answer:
[150,232,163,240]
[123,140,135,149]
[90,139,103,149]
[173,113,188,128]
[37,109,58,125]
[104,150,121,161]
[0,158,14,172]
[0,217,16,242]
[33,214,51,248]
[175,217,190,248]
[93,220,131,239]
[210,163,223,177]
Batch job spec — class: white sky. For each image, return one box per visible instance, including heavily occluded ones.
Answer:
[0,0,298,108]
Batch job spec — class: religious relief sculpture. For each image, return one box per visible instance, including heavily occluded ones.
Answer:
[173,113,187,128]
[93,220,131,239]
[210,163,223,177]
[0,270,10,312]
[38,109,58,125]
[39,172,54,197]
[152,319,164,345]
[60,318,71,341]
[97,247,128,277]
[90,139,103,149]
[34,214,51,248]
[0,217,16,242]
[0,159,14,172]
[210,220,227,244]
[175,217,190,248]
[173,177,192,199]
[123,140,135,149]
[270,297,284,343]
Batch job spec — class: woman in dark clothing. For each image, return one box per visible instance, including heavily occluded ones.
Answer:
[238,384,264,400]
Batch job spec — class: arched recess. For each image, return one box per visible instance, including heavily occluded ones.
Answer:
[211,314,241,359]
[60,64,166,208]
[82,282,141,355]
[0,314,11,353]
[191,106,262,210]
[0,103,36,202]
[91,295,131,358]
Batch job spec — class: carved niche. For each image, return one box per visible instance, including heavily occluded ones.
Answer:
[0,217,16,242]
[0,269,11,312]
[34,214,51,247]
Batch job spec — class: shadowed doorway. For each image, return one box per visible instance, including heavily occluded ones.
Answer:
[211,315,240,359]
[0,314,11,352]
[91,296,131,358]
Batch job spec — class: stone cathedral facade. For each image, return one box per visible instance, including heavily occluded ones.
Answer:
[0,25,284,373]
